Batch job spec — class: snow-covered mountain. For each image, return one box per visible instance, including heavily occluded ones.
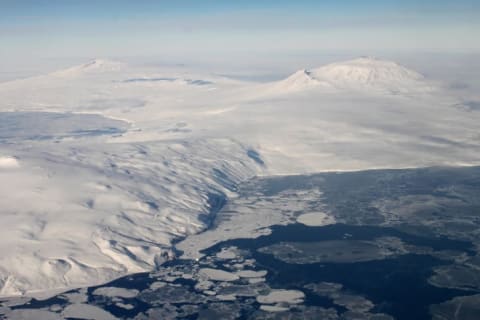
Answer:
[275,57,432,94]
[0,57,479,297]
[52,58,126,77]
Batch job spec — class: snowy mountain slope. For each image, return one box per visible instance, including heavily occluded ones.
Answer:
[0,138,260,297]
[0,57,479,296]
[51,59,126,77]
[272,57,434,94]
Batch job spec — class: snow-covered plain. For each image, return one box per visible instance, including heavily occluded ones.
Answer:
[0,57,479,297]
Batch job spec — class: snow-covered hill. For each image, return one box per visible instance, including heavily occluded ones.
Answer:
[0,57,479,297]
[51,58,126,77]
[0,137,260,297]
[274,57,433,94]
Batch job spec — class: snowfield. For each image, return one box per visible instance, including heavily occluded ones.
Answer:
[0,57,479,296]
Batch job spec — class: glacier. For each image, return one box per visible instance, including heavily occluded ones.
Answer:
[0,57,479,297]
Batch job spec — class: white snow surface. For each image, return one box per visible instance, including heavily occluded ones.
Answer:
[62,304,118,320]
[236,270,268,279]
[297,212,336,227]
[199,268,240,282]
[260,305,290,312]
[92,287,139,298]
[257,289,305,304]
[5,302,118,320]
[276,57,431,93]
[0,57,479,296]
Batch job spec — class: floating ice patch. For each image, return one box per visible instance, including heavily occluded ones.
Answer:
[199,268,239,282]
[248,277,266,284]
[6,309,62,320]
[115,302,134,310]
[236,270,268,278]
[257,289,305,304]
[92,287,139,298]
[60,289,89,304]
[296,212,336,226]
[260,305,290,312]
[62,304,117,320]
[215,247,240,260]
[216,294,237,301]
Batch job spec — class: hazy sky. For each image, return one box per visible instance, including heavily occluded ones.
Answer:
[1,0,479,76]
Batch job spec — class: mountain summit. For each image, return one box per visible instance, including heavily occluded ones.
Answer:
[52,58,125,77]
[279,57,430,93]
